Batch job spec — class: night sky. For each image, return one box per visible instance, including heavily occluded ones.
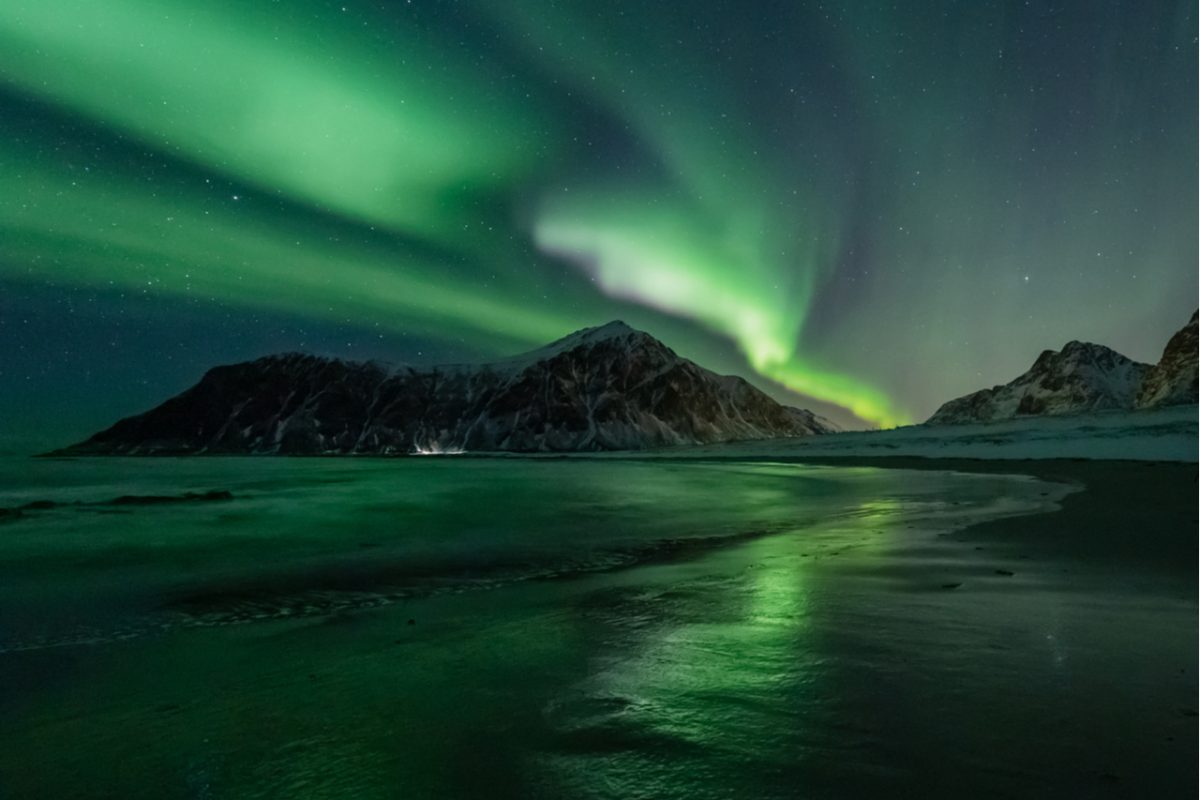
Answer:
[1,0,1195,448]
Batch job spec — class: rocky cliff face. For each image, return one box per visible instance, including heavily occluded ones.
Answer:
[1135,311,1198,409]
[61,322,833,454]
[927,341,1150,425]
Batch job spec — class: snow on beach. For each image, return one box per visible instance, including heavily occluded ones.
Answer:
[637,405,1198,462]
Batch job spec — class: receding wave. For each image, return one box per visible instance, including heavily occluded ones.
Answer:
[0,525,781,653]
[0,489,234,521]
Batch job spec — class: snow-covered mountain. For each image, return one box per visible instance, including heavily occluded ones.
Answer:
[928,310,1199,425]
[927,341,1150,425]
[60,321,834,455]
[1135,310,1198,409]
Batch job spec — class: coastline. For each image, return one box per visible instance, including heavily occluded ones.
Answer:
[762,455,1197,575]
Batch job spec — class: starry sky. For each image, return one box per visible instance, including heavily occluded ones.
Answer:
[1,0,1195,449]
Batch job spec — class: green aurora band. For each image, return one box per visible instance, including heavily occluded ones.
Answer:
[2,1,1195,430]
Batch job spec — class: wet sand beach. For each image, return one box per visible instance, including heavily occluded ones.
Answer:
[0,456,1194,799]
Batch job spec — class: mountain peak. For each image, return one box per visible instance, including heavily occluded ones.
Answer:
[503,320,664,368]
[1058,340,1116,357]
[552,320,640,346]
[585,319,636,336]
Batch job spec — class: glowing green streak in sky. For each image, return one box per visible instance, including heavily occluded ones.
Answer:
[0,0,548,241]
[0,149,577,350]
[537,207,907,428]
[0,0,583,350]
[536,201,803,369]
[759,361,906,430]
[490,1,908,427]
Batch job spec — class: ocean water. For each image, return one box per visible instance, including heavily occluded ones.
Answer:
[0,457,1193,798]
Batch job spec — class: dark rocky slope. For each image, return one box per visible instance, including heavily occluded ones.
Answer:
[60,322,833,454]
[1135,310,1198,409]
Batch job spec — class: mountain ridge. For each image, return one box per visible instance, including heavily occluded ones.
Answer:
[928,310,1198,425]
[58,322,834,455]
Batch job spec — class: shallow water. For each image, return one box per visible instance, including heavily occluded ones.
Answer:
[0,457,1193,798]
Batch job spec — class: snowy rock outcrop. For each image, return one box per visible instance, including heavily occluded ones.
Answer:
[1135,310,1198,409]
[61,322,834,454]
[927,341,1150,425]
[928,310,1199,425]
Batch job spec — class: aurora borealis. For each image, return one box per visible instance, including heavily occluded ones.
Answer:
[1,1,1195,443]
